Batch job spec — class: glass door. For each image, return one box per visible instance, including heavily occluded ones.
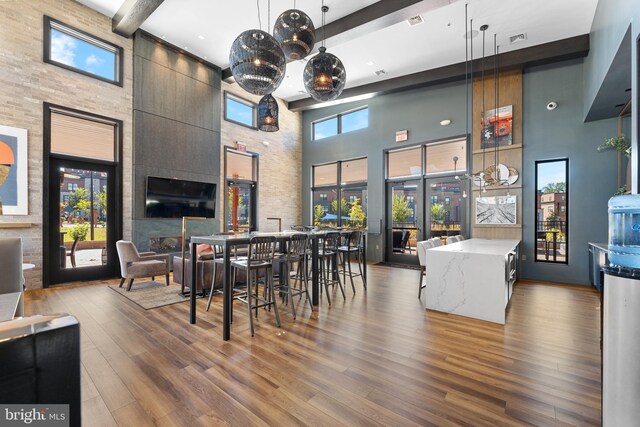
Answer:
[386,180,422,264]
[48,158,118,284]
[426,179,467,243]
[226,181,255,233]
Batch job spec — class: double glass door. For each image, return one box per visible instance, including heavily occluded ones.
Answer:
[386,178,467,264]
[48,158,118,284]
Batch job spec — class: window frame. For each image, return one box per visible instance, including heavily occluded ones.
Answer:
[224,92,257,129]
[534,158,569,265]
[311,157,368,228]
[311,106,369,141]
[43,16,124,86]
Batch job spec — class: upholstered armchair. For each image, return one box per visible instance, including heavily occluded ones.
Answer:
[116,241,170,291]
[0,237,24,317]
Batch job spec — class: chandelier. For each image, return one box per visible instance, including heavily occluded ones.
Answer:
[303,4,346,102]
[273,2,316,60]
[229,1,286,96]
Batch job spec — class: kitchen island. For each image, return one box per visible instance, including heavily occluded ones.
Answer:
[424,238,520,324]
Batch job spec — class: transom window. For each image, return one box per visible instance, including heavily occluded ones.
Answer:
[224,92,257,129]
[312,107,369,141]
[387,138,467,178]
[44,16,123,85]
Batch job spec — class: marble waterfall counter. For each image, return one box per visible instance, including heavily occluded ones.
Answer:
[424,238,520,324]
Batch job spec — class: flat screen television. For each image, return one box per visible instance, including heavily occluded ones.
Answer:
[145,176,216,218]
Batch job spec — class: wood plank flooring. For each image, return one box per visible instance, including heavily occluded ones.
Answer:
[24,266,602,426]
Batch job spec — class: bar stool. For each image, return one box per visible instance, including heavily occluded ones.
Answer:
[206,234,246,312]
[337,230,367,294]
[274,234,313,319]
[417,240,436,298]
[318,232,344,305]
[230,235,279,336]
[429,237,443,247]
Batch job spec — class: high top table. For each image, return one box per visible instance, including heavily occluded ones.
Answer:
[424,238,519,324]
[189,230,366,340]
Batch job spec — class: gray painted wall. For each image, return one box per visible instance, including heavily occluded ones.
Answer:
[522,60,617,285]
[302,59,619,285]
[132,33,222,250]
[583,0,639,192]
[302,82,468,262]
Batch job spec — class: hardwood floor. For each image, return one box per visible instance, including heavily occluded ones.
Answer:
[24,266,602,426]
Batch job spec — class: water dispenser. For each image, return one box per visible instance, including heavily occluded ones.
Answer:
[608,194,640,268]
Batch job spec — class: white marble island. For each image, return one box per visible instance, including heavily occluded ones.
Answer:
[425,238,520,324]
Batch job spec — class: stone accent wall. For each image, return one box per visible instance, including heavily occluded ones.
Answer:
[0,0,133,288]
[220,82,302,232]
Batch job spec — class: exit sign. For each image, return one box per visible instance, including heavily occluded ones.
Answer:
[395,130,408,142]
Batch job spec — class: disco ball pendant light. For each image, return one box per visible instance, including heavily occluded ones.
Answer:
[258,94,279,132]
[229,1,286,96]
[273,4,315,60]
[303,4,346,102]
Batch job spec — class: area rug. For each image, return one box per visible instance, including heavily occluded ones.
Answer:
[108,281,189,310]
[374,262,422,271]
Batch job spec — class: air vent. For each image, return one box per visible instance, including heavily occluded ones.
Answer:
[509,33,527,44]
[375,69,387,76]
[407,15,424,26]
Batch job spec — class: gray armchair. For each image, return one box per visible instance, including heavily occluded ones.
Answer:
[116,241,170,291]
[0,237,24,317]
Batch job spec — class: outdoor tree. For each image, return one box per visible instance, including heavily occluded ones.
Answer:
[542,182,566,193]
[67,188,90,219]
[313,204,326,226]
[97,190,107,215]
[348,197,366,229]
[392,194,412,224]
[431,203,448,223]
[331,197,348,215]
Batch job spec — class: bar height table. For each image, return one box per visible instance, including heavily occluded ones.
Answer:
[189,230,366,340]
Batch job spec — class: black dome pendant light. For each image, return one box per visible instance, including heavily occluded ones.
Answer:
[273,0,316,60]
[258,94,279,132]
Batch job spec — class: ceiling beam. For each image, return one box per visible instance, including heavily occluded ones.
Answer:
[222,0,456,81]
[288,34,590,111]
[112,0,164,38]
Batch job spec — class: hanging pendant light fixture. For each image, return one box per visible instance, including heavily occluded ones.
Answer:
[258,94,279,132]
[229,0,286,96]
[303,3,346,102]
[273,0,315,60]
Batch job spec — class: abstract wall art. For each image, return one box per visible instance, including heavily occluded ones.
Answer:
[0,125,28,215]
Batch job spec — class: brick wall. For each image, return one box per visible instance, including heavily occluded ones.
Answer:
[220,82,302,232]
[0,0,133,289]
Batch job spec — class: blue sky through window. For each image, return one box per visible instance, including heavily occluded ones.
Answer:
[50,28,116,81]
[342,108,368,133]
[226,97,254,127]
[314,117,338,140]
[537,161,566,191]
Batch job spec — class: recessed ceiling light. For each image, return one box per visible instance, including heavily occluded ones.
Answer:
[204,56,207,59]
[198,35,205,40]
[161,35,166,39]
[440,119,452,126]
[366,61,374,66]
[184,46,188,50]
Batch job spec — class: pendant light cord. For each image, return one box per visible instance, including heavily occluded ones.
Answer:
[464,4,469,158]
[322,0,326,48]
[481,26,486,174]
[268,0,271,34]
[494,33,498,174]
[497,44,500,169]
[257,0,262,31]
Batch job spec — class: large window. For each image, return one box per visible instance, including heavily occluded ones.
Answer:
[44,16,123,85]
[312,107,368,141]
[535,159,568,263]
[312,158,367,229]
[224,92,257,129]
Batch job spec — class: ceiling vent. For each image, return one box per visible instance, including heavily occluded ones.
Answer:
[375,69,387,76]
[509,33,527,44]
[407,15,424,26]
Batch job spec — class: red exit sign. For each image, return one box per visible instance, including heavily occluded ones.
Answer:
[395,130,408,142]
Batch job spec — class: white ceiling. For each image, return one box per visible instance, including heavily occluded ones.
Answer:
[77,0,599,102]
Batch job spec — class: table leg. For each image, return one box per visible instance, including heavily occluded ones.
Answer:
[223,243,231,341]
[311,237,319,306]
[189,241,197,324]
[362,233,367,282]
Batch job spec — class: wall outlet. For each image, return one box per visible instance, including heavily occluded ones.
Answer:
[376,245,379,250]
[522,255,527,261]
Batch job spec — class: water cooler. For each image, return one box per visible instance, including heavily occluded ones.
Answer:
[603,195,640,426]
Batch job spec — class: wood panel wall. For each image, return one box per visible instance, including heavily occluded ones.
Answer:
[471,69,523,241]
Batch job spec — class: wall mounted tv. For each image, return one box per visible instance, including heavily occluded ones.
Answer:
[145,176,216,218]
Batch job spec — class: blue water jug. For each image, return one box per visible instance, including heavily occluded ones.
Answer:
[609,195,640,268]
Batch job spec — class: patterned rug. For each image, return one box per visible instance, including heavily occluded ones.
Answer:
[108,281,189,310]
[374,262,422,271]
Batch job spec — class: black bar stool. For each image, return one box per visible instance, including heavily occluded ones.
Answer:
[318,232,345,305]
[274,233,313,319]
[338,230,367,293]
